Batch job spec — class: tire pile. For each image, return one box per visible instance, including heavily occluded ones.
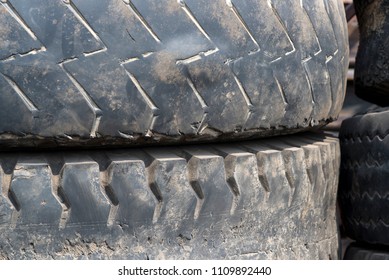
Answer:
[0,0,348,259]
[339,0,389,260]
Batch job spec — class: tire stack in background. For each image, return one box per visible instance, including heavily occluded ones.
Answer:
[0,0,349,259]
[338,0,389,259]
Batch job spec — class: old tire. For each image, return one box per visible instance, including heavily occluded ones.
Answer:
[339,107,389,245]
[0,0,348,149]
[344,243,389,260]
[354,0,389,106]
[0,132,340,259]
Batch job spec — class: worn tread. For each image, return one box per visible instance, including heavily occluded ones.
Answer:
[0,132,340,259]
[0,0,348,148]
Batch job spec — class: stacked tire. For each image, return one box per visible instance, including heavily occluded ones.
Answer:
[0,0,348,259]
[339,108,389,259]
[338,0,389,259]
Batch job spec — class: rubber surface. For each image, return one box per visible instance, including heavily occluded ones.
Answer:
[339,107,389,245]
[354,0,389,106]
[344,243,389,260]
[0,0,348,148]
[0,132,340,259]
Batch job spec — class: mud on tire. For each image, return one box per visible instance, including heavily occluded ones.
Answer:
[0,0,348,148]
[0,132,340,259]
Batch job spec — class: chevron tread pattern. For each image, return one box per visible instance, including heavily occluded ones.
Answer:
[0,0,348,148]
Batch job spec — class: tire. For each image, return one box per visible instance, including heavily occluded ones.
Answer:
[354,0,389,106]
[339,107,389,245]
[0,0,348,149]
[344,243,389,260]
[0,132,340,259]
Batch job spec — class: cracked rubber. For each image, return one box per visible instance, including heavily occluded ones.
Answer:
[344,243,389,260]
[0,0,348,149]
[339,107,389,245]
[0,132,340,259]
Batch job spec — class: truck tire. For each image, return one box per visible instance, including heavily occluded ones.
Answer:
[0,132,340,259]
[354,0,389,106]
[0,0,348,149]
[344,243,389,260]
[339,107,389,245]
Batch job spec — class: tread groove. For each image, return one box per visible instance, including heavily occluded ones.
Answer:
[274,75,288,105]
[226,0,260,51]
[0,133,340,259]
[179,0,212,42]
[185,76,208,110]
[125,0,161,43]
[147,161,163,223]
[59,62,103,137]
[323,0,340,52]
[1,1,39,41]
[302,61,316,104]
[0,0,347,149]
[63,0,108,50]
[51,175,70,229]
[122,68,159,111]
[267,0,296,55]
[0,73,39,115]
[232,72,254,108]
[302,3,322,56]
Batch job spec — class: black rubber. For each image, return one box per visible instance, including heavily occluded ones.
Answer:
[339,107,389,245]
[0,132,340,259]
[354,0,389,106]
[344,243,389,260]
[0,0,348,149]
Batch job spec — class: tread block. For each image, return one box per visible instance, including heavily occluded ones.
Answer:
[300,144,326,209]
[131,0,213,58]
[184,0,258,58]
[0,2,41,60]
[256,150,291,210]
[145,149,197,228]
[231,54,286,129]
[64,53,154,136]
[60,157,110,227]
[185,53,249,132]
[231,0,294,59]
[222,151,266,215]
[241,143,291,210]
[123,54,203,135]
[0,74,35,133]
[311,141,338,211]
[71,0,158,60]
[326,55,344,118]
[106,155,155,228]
[303,57,332,121]
[184,149,234,220]
[0,55,95,137]
[271,53,314,126]
[8,0,103,61]
[280,147,310,207]
[302,0,338,56]
[271,0,320,59]
[10,159,62,226]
